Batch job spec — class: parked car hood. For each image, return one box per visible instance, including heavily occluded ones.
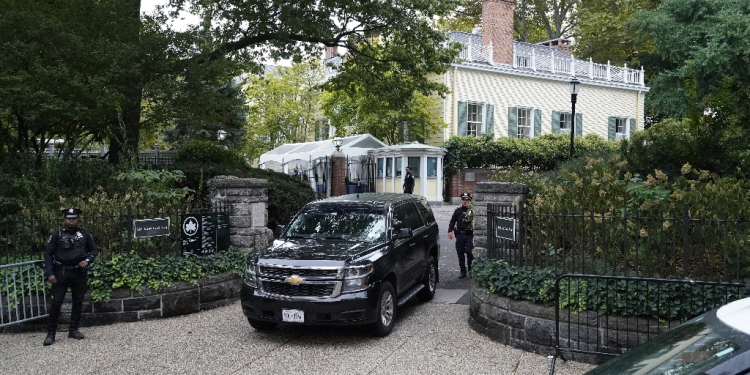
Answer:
[259,237,386,262]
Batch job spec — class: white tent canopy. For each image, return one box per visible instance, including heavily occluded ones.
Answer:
[258,134,387,172]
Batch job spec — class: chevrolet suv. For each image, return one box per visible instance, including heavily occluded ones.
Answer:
[240,193,440,336]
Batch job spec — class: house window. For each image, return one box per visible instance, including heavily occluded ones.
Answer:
[467,104,483,137]
[560,112,572,131]
[386,158,393,177]
[395,157,402,177]
[407,157,420,177]
[427,158,437,177]
[377,158,384,177]
[315,119,328,141]
[615,118,628,140]
[517,108,532,138]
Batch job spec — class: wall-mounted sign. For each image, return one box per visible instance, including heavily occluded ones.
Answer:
[495,217,516,241]
[134,218,171,238]
[181,213,230,255]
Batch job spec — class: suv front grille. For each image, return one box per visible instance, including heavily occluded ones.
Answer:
[261,280,336,297]
[259,266,340,278]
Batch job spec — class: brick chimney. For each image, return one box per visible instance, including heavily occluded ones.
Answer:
[325,46,339,59]
[482,0,515,65]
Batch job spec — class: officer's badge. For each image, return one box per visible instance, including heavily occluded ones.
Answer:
[76,231,83,238]
[69,208,74,214]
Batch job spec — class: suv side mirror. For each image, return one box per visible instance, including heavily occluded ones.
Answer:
[274,225,285,238]
[391,220,403,231]
[394,228,412,240]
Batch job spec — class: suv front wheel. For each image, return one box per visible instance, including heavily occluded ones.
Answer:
[371,281,396,337]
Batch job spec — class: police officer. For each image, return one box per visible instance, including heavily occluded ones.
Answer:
[43,207,98,346]
[448,193,474,278]
[403,166,415,194]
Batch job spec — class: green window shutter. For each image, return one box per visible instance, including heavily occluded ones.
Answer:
[485,104,494,138]
[629,118,636,135]
[575,113,583,137]
[551,111,560,134]
[457,101,468,137]
[508,107,517,138]
[533,109,542,138]
[608,117,616,140]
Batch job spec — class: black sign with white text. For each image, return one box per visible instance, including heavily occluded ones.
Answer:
[181,213,230,255]
[134,218,171,238]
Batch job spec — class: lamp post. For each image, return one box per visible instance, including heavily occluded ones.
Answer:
[568,78,581,158]
[217,130,227,141]
[332,136,343,152]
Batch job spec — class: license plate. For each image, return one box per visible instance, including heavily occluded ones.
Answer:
[282,309,304,323]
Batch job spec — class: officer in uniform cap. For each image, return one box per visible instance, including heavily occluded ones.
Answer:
[43,207,98,346]
[448,193,474,278]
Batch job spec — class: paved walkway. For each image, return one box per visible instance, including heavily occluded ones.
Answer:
[0,295,595,375]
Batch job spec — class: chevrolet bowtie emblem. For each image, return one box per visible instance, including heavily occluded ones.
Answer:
[285,275,305,285]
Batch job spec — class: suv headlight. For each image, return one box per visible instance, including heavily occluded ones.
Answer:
[244,260,258,288]
[342,263,374,293]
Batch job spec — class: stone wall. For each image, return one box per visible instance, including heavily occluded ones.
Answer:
[208,177,273,254]
[469,287,678,365]
[2,272,242,333]
[472,181,528,249]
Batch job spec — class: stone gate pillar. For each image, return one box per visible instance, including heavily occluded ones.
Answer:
[208,177,273,254]
[473,182,529,254]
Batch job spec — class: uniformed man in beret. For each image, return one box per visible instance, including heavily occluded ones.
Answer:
[43,207,98,346]
[448,193,474,278]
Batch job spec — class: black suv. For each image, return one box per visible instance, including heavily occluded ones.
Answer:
[240,193,440,336]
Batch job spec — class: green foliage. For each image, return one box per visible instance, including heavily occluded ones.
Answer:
[0,260,49,311]
[636,0,750,125]
[87,247,246,301]
[0,155,116,216]
[171,141,315,228]
[321,88,445,145]
[115,169,193,204]
[244,60,324,160]
[574,0,661,66]
[443,133,618,176]
[471,255,749,320]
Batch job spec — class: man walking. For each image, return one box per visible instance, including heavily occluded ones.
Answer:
[43,208,98,346]
[402,166,415,194]
[448,193,474,278]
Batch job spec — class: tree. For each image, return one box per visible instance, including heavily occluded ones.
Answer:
[244,60,324,161]
[437,0,578,43]
[625,0,750,175]
[573,0,662,66]
[320,88,445,145]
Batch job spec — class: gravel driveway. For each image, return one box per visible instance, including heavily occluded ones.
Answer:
[0,297,594,375]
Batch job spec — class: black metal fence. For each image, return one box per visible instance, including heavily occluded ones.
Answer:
[137,150,176,167]
[549,274,748,373]
[487,202,750,282]
[0,203,229,265]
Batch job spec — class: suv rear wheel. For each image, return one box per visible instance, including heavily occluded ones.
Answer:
[248,317,278,331]
[417,256,437,301]
[371,281,396,337]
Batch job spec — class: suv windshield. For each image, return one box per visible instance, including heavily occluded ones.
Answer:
[586,319,742,375]
[285,206,386,242]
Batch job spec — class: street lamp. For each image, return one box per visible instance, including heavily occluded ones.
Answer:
[332,136,343,152]
[568,78,581,158]
[217,130,228,141]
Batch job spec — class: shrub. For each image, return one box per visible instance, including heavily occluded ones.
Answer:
[471,255,748,321]
[88,247,247,301]
[443,133,618,176]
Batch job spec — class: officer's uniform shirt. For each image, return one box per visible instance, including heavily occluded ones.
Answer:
[448,206,473,234]
[44,226,98,277]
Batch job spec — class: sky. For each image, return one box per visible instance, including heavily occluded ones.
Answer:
[140,0,293,67]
